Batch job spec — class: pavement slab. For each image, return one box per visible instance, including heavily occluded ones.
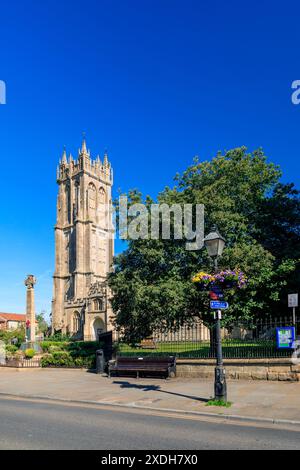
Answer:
[0,368,300,423]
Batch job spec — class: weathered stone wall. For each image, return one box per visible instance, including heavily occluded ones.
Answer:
[52,140,114,337]
[176,358,300,381]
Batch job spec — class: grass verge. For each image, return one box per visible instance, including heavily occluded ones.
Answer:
[206,399,232,408]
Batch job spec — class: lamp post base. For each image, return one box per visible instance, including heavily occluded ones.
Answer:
[214,365,227,402]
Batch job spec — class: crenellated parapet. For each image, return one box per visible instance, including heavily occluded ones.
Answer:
[57,139,113,185]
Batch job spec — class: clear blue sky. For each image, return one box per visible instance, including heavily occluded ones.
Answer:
[0,0,300,317]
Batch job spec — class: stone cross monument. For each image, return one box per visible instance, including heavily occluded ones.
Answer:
[24,274,36,343]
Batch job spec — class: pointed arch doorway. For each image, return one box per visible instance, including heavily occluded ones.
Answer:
[92,317,105,341]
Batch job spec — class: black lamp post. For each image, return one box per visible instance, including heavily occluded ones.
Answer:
[203,225,227,402]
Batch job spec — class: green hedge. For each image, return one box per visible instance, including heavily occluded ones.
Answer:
[40,352,95,369]
[44,333,72,342]
[40,341,69,353]
[39,340,103,368]
[40,340,103,354]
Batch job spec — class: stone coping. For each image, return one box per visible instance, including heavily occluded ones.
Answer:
[177,358,293,365]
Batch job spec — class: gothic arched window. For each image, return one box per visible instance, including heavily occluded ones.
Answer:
[97,187,106,223]
[65,183,71,223]
[73,312,81,333]
[93,299,104,311]
[88,183,96,220]
[99,187,106,204]
[74,181,80,217]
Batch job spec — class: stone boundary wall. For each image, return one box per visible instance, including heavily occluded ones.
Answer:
[176,358,300,381]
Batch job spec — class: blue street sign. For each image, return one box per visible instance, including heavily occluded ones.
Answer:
[210,301,229,310]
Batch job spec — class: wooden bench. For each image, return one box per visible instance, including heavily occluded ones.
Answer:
[108,356,176,379]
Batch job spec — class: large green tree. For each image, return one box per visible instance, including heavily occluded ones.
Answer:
[109,147,300,343]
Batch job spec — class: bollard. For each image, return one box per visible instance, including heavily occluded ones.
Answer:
[95,349,105,374]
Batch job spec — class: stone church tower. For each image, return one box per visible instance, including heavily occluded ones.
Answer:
[52,139,114,340]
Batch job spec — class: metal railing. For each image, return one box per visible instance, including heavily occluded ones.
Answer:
[1,358,41,368]
[116,316,299,359]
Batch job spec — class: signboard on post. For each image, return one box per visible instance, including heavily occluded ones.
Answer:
[276,327,295,349]
[288,293,298,326]
[288,294,298,308]
[210,301,229,310]
[210,286,224,300]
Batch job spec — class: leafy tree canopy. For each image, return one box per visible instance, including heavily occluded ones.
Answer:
[109,147,300,343]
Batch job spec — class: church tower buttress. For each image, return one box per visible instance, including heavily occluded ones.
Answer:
[52,139,114,339]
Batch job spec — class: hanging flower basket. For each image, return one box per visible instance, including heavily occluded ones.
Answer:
[192,269,247,290]
[191,272,215,290]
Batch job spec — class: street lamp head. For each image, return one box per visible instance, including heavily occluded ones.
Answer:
[203,225,226,258]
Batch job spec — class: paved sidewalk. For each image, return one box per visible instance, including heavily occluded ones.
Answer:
[0,368,300,423]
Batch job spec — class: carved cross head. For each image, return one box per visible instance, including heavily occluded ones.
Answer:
[25,274,36,289]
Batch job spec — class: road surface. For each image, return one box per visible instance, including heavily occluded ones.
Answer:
[0,396,299,450]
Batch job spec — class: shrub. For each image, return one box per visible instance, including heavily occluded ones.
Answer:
[52,351,71,359]
[67,341,104,356]
[49,345,64,353]
[5,345,18,354]
[14,350,24,360]
[24,349,35,359]
[40,340,102,369]
[41,340,103,355]
[45,333,71,342]
[40,341,69,352]
[0,328,25,347]
[41,351,94,369]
